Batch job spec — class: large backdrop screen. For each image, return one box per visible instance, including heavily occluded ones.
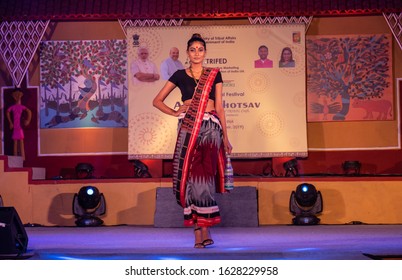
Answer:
[127,24,307,159]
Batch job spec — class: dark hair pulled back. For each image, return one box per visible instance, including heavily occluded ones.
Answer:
[187,33,206,51]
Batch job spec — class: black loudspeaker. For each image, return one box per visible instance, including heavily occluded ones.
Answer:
[0,207,28,255]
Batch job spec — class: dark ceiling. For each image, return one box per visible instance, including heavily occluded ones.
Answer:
[0,0,401,21]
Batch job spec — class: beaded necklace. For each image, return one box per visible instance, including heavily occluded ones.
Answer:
[189,67,204,84]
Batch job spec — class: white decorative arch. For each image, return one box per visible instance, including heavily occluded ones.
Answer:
[248,16,313,32]
[118,19,184,36]
[0,20,49,87]
[384,13,402,51]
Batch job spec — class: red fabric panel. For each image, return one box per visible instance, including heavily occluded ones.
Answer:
[0,0,401,21]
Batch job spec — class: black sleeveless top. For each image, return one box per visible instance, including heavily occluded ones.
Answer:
[168,69,223,102]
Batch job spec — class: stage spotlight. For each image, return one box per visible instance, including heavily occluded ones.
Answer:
[342,161,361,175]
[289,183,323,225]
[75,163,94,179]
[283,159,298,177]
[132,160,152,178]
[72,186,106,227]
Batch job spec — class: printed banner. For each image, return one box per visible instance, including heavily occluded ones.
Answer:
[39,40,128,155]
[40,40,128,129]
[307,34,393,122]
[127,25,307,159]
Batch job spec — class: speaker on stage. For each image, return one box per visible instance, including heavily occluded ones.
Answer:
[0,207,28,255]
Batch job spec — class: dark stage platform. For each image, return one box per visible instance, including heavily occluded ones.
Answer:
[6,224,402,260]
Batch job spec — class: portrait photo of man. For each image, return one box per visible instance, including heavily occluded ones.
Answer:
[254,45,273,68]
[160,47,184,80]
[131,46,160,84]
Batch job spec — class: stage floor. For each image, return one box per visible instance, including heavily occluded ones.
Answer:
[11,224,402,260]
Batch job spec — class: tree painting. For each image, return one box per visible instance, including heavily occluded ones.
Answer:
[39,40,128,128]
[307,34,393,122]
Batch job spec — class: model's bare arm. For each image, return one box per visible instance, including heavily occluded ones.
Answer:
[153,81,187,117]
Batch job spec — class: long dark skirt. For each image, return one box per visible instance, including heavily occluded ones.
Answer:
[174,113,223,227]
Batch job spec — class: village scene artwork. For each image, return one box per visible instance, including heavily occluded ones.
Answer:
[307,34,393,122]
[40,39,128,128]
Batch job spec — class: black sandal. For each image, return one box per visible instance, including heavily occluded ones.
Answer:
[202,228,214,247]
[194,227,205,248]
[202,238,214,247]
